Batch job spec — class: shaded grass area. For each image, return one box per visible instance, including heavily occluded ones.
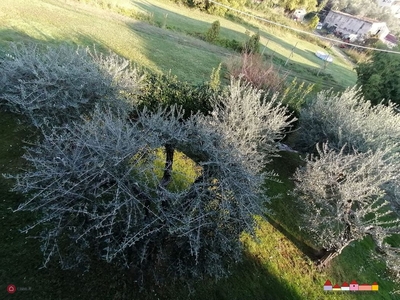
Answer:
[61,0,356,90]
[128,0,356,90]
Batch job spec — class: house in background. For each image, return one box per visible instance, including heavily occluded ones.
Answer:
[384,33,398,48]
[323,10,390,40]
[332,284,341,291]
[292,9,307,22]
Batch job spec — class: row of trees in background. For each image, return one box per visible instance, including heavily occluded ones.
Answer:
[184,0,319,17]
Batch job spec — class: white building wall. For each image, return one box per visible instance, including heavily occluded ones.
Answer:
[370,22,390,39]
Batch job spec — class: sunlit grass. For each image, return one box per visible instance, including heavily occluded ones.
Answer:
[130,147,202,192]
[0,0,227,84]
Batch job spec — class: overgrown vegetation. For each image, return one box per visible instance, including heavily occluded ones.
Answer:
[0,44,142,127]
[225,52,286,93]
[342,48,370,64]
[243,32,260,54]
[3,43,296,286]
[356,50,400,106]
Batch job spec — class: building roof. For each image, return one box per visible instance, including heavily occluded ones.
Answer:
[342,282,349,287]
[333,284,341,288]
[350,280,358,284]
[385,34,398,44]
[329,10,383,24]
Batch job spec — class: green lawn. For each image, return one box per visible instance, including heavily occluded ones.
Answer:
[0,0,356,89]
[127,0,357,89]
[0,0,229,84]
[0,0,397,299]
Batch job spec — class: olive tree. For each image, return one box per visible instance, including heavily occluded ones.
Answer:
[0,43,142,127]
[297,87,400,154]
[296,87,400,213]
[293,143,400,269]
[6,80,294,284]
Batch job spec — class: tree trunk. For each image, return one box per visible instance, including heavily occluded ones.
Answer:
[316,239,355,269]
[160,144,174,188]
[159,144,174,210]
[315,249,341,269]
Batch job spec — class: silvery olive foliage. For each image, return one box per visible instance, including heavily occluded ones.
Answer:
[297,87,400,154]
[381,245,400,284]
[0,43,142,127]
[293,143,400,269]
[297,87,400,213]
[6,79,294,283]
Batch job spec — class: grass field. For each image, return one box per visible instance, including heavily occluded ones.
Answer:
[0,0,229,84]
[126,0,357,89]
[0,0,398,299]
[0,0,356,89]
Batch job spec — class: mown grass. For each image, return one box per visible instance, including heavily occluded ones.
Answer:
[0,0,229,84]
[61,0,356,90]
[127,0,357,89]
[131,147,202,192]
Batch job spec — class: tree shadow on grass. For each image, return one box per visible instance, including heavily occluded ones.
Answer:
[131,1,354,89]
[0,28,112,53]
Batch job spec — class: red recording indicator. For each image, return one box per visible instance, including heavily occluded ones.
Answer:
[7,284,16,294]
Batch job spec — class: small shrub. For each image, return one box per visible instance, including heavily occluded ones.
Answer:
[217,38,243,52]
[116,7,154,24]
[343,48,370,64]
[161,13,168,29]
[136,71,215,119]
[205,20,221,43]
[279,78,314,114]
[308,15,319,29]
[243,32,260,54]
[225,52,285,93]
[209,63,222,91]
